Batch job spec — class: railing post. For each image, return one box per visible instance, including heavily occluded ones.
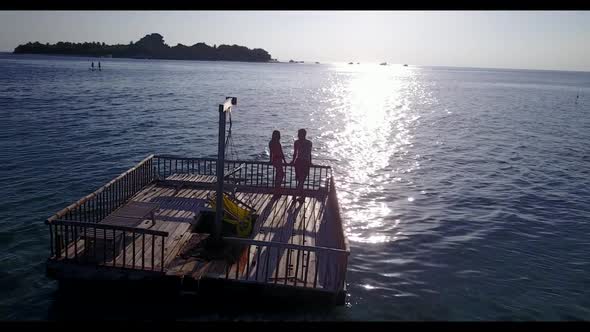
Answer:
[49,223,54,256]
[56,226,62,258]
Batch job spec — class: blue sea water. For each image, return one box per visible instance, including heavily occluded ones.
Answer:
[1,53,589,320]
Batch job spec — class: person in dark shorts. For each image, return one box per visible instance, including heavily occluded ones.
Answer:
[269,130,287,191]
[291,128,312,202]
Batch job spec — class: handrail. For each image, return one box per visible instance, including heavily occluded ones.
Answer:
[154,155,332,169]
[47,154,155,223]
[327,176,350,254]
[222,236,348,292]
[223,237,349,255]
[48,217,168,272]
[47,219,169,237]
[153,155,333,193]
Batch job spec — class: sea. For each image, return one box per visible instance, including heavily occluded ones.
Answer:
[0,53,589,320]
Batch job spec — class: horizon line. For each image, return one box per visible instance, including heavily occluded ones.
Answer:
[1,51,588,74]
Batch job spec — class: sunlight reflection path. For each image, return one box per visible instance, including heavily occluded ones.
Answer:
[314,64,432,244]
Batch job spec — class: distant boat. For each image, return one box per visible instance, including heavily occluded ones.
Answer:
[315,62,320,64]
[348,62,354,65]
[380,62,387,66]
[357,62,360,64]
[403,64,408,67]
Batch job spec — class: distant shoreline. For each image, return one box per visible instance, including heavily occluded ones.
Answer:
[2,52,589,73]
[13,33,274,63]
[0,52,319,66]
[4,52,282,64]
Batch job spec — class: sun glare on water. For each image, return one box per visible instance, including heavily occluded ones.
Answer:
[316,64,425,244]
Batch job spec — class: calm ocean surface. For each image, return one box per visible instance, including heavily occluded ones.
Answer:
[1,53,589,320]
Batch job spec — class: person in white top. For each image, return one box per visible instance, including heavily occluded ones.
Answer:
[291,129,312,203]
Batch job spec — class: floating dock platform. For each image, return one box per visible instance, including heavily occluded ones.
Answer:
[45,155,350,305]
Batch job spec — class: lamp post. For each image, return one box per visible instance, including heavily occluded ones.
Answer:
[214,96,237,242]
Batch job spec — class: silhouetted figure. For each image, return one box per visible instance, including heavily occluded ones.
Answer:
[269,130,287,191]
[98,61,101,71]
[91,61,94,71]
[291,129,312,203]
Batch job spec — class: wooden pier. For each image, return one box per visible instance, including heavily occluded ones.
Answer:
[45,155,350,305]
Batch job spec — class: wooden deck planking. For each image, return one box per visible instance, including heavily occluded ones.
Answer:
[279,197,324,288]
[218,195,328,290]
[128,217,171,269]
[307,197,326,288]
[165,233,211,277]
[163,226,193,266]
[285,197,316,287]
[165,173,217,185]
[113,219,171,270]
[269,197,305,285]
[126,183,207,273]
[54,173,335,290]
[245,195,291,282]
[165,232,200,276]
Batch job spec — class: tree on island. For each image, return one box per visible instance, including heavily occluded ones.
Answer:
[14,33,273,63]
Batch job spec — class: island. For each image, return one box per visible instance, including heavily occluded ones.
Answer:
[13,33,273,63]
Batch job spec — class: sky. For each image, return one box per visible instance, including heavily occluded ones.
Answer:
[0,11,589,71]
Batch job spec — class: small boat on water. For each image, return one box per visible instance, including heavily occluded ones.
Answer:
[44,97,350,306]
[380,62,387,66]
[348,62,354,65]
[403,64,408,67]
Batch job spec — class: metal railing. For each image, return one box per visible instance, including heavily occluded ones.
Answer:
[47,219,168,272]
[45,155,160,270]
[326,176,350,252]
[153,155,332,194]
[47,155,156,224]
[221,237,349,292]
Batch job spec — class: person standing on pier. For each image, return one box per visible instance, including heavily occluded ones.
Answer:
[269,130,287,192]
[291,129,312,203]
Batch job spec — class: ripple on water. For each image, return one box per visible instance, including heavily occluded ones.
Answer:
[1,56,590,320]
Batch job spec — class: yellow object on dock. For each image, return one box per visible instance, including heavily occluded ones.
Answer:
[208,192,253,237]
